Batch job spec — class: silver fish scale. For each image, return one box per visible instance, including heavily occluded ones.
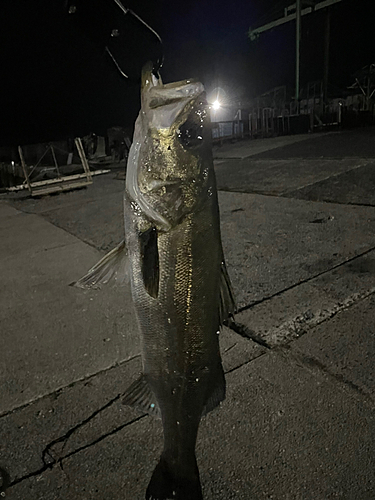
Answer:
[125,191,223,399]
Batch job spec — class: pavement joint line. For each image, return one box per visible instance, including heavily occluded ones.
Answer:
[273,346,375,410]
[246,156,375,161]
[5,201,118,254]
[40,216,124,254]
[9,339,371,490]
[38,215,106,253]
[236,244,375,315]
[226,319,271,349]
[281,196,375,208]
[226,288,375,378]
[0,355,141,420]
[342,201,375,208]
[224,351,267,375]
[255,285,375,350]
[218,187,375,209]
[30,198,99,215]
[8,349,272,491]
[218,187,281,196]
[279,160,373,197]
[6,344,268,489]
[31,241,82,254]
[30,192,122,216]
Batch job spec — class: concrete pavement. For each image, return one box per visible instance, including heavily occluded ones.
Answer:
[0,203,138,414]
[1,128,375,499]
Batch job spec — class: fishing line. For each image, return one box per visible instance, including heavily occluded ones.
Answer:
[65,0,164,80]
[110,0,164,77]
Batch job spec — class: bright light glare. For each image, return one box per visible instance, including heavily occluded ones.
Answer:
[212,100,221,110]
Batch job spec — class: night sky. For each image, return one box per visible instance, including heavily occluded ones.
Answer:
[1,0,374,146]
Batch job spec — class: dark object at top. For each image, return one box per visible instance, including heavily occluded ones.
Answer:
[64,0,163,80]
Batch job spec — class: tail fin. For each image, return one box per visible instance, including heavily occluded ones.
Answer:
[146,455,203,500]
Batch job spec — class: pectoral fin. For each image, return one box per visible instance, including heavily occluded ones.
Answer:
[72,241,129,289]
[219,259,236,325]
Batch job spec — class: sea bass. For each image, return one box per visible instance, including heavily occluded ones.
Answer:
[75,63,235,500]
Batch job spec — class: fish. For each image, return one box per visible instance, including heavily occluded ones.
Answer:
[75,62,235,500]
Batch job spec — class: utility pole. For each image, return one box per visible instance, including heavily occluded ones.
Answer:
[295,0,301,104]
[323,9,331,103]
[249,0,343,111]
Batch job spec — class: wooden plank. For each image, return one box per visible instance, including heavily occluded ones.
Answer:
[18,145,32,193]
[30,180,93,197]
[50,145,61,177]
[7,169,110,192]
[74,137,93,181]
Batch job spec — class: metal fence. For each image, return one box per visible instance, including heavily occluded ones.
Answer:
[211,120,246,142]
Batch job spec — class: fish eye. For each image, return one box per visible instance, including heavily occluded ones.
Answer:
[177,104,207,149]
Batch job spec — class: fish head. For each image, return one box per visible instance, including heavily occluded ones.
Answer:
[126,63,214,231]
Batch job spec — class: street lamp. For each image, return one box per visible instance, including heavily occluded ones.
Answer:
[212,100,221,110]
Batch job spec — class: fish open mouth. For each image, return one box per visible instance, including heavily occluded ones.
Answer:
[141,63,205,130]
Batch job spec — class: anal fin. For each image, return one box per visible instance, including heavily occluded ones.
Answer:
[122,375,161,418]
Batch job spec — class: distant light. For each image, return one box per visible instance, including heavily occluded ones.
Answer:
[212,100,221,110]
